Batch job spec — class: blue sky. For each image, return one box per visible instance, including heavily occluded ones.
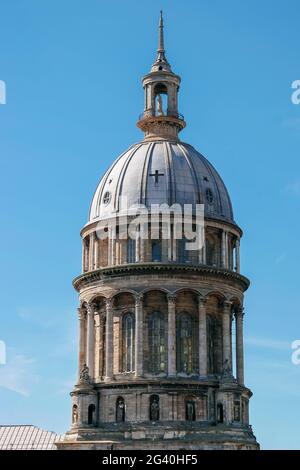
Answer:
[0,0,300,449]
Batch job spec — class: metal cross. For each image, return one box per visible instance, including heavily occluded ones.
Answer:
[150,169,164,184]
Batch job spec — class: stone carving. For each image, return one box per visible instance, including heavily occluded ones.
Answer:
[135,294,143,308]
[105,298,113,310]
[186,401,195,421]
[116,399,125,422]
[72,405,78,424]
[86,303,96,315]
[222,358,231,377]
[235,307,245,320]
[150,396,159,421]
[77,307,86,321]
[79,363,90,384]
[156,94,164,116]
[234,402,240,421]
[167,294,177,305]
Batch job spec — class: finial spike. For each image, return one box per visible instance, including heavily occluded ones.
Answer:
[151,11,171,72]
[158,10,164,53]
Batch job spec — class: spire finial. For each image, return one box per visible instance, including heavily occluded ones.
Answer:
[158,10,164,53]
[151,11,171,72]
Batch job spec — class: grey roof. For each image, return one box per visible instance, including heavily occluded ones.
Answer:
[89,141,234,224]
[0,425,64,450]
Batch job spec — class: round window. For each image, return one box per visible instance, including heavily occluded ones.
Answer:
[205,188,214,204]
[103,191,111,205]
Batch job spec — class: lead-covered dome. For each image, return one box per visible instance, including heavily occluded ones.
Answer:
[88,141,234,224]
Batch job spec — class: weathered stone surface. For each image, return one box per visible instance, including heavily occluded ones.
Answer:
[57,14,259,451]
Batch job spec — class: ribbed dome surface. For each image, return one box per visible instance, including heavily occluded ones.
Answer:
[88,141,234,223]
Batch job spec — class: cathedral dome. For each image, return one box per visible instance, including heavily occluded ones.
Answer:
[88,140,234,224]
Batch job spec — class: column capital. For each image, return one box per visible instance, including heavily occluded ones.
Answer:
[135,293,144,307]
[86,302,97,315]
[235,307,245,319]
[198,296,207,307]
[105,297,114,310]
[223,300,233,312]
[167,293,177,305]
[77,307,86,320]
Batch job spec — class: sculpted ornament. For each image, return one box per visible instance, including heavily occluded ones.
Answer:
[79,363,90,384]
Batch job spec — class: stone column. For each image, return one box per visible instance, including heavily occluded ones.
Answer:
[135,294,144,377]
[89,232,95,271]
[199,226,205,264]
[105,298,114,381]
[225,232,229,268]
[94,237,99,270]
[122,238,128,264]
[114,239,119,265]
[94,312,100,379]
[167,294,177,376]
[82,239,86,273]
[108,226,116,266]
[77,307,86,377]
[111,238,116,266]
[140,219,148,263]
[221,230,227,269]
[172,236,177,262]
[236,308,245,385]
[140,237,147,263]
[236,238,240,273]
[223,301,232,371]
[135,235,140,263]
[168,237,172,261]
[86,303,95,379]
[202,227,207,264]
[198,297,207,376]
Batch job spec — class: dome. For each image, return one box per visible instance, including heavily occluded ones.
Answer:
[88,140,234,224]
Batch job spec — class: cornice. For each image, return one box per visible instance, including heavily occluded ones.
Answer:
[73,263,250,292]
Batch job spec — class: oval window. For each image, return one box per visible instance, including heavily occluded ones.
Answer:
[206,188,214,204]
[103,191,111,205]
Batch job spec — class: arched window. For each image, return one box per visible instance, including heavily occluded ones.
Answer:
[122,313,135,372]
[116,397,125,422]
[127,238,136,263]
[148,311,166,373]
[151,240,162,262]
[88,404,96,425]
[149,395,160,421]
[185,400,196,421]
[176,313,195,374]
[217,403,224,424]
